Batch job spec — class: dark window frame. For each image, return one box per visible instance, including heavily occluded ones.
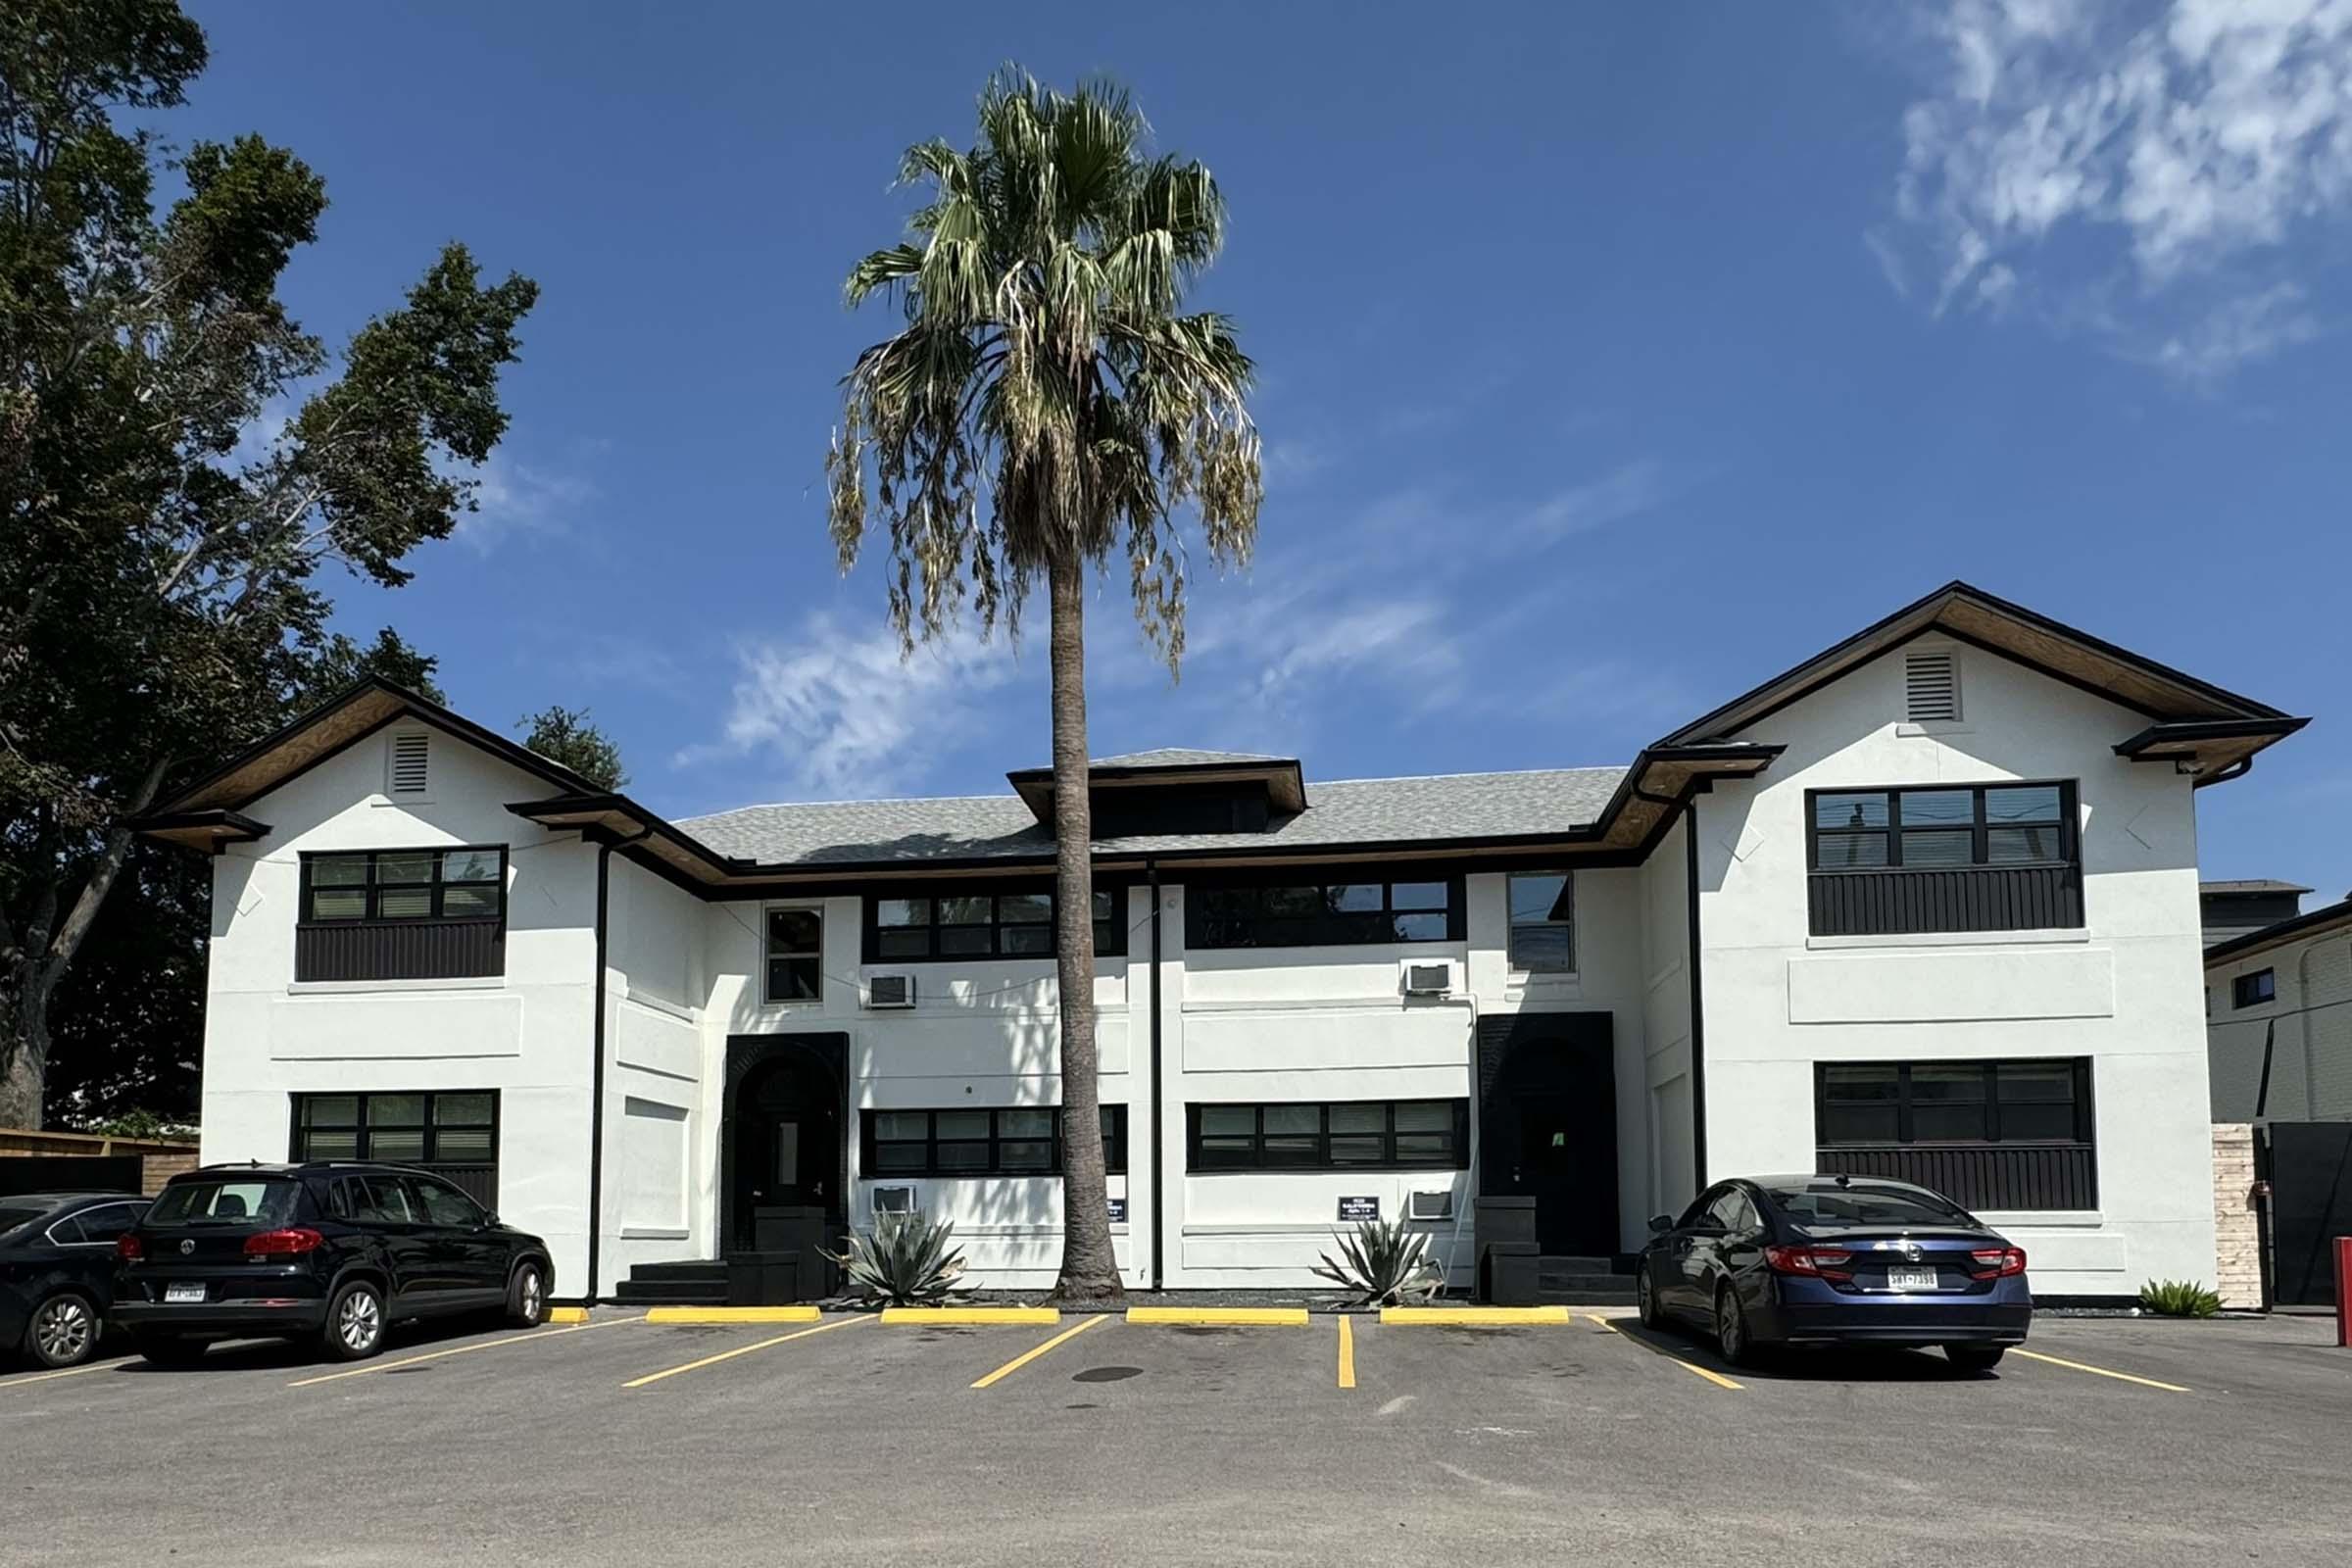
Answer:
[1814,1059,2093,1147]
[1506,870,1575,973]
[1184,873,1468,951]
[2232,968,2277,1009]
[763,905,824,1004]
[1806,782,2078,873]
[297,846,509,927]
[289,1090,501,1172]
[1184,1100,1472,1172]
[859,1104,1129,1178]
[861,884,1128,964]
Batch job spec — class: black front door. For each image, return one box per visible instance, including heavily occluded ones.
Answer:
[1479,1016,1619,1258]
[736,1055,841,1249]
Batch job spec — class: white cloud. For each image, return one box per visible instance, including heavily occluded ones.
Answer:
[1518,460,1670,543]
[1886,0,2352,371]
[2144,280,2324,381]
[454,451,597,550]
[677,615,1024,798]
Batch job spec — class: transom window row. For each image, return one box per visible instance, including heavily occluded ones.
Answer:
[866,889,1125,962]
[300,847,506,923]
[1809,783,2073,871]
[1186,878,1463,950]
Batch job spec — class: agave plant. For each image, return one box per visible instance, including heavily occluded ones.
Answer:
[824,1210,969,1306]
[1312,1217,1443,1307]
[2138,1279,2222,1318]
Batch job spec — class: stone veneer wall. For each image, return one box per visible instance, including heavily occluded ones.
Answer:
[2211,1123,2263,1309]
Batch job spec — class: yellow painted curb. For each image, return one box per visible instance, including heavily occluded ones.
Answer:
[1380,1305,1573,1326]
[546,1306,591,1325]
[644,1305,823,1325]
[880,1306,1061,1325]
[1126,1306,1309,1327]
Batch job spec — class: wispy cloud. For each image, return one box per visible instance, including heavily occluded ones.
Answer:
[1517,460,1671,544]
[676,615,1025,798]
[1882,0,2352,377]
[455,451,598,551]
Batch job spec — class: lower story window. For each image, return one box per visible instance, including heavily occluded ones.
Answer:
[1814,1059,2094,1210]
[861,1104,1128,1178]
[291,1091,501,1207]
[1187,1100,1470,1172]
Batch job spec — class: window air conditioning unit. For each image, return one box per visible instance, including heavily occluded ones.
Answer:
[1401,960,1452,997]
[1406,1190,1453,1222]
[866,973,917,1009]
[871,1185,917,1217]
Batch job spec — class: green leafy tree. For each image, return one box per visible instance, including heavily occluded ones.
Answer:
[518,705,627,791]
[827,71,1262,1300]
[0,1,537,1126]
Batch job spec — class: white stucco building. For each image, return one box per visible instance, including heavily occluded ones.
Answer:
[136,582,2306,1304]
[2205,895,2352,1124]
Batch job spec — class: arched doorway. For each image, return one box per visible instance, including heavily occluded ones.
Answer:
[720,1035,847,1300]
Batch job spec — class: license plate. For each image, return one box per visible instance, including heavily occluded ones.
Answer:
[1886,1267,1939,1293]
[165,1283,207,1304]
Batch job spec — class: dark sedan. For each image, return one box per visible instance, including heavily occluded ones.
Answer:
[2,1192,152,1368]
[1637,1174,2032,1370]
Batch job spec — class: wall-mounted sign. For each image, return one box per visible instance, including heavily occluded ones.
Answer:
[1338,1196,1380,1223]
[1106,1197,1127,1223]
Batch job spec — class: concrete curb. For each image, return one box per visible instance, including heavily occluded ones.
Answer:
[546,1306,592,1325]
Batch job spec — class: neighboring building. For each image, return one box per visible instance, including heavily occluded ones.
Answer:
[135,582,2306,1303]
[2200,879,2311,948]
[2205,896,2352,1123]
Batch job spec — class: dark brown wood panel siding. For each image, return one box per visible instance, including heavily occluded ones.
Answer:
[295,919,504,982]
[1813,1144,2097,1211]
[1808,865,2082,937]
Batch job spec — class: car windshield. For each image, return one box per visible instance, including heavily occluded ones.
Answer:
[1766,1183,1974,1229]
[148,1178,301,1227]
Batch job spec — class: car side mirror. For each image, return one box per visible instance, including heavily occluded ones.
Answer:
[1647,1213,1674,1236]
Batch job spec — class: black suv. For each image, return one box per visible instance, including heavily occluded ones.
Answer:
[114,1162,554,1364]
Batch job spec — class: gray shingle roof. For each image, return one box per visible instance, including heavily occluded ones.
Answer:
[678,766,1628,868]
[2200,879,2313,895]
[1087,748,1291,768]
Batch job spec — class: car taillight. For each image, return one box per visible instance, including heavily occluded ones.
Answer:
[1765,1245,1854,1280]
[1970,1247,2027,1279]
[116,1232,144,1261]
[243,1227,326,1258]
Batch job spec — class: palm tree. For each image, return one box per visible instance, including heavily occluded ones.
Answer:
[826,70,1262,1301]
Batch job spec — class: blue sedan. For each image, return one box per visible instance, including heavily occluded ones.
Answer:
[1636,1174,2032,1371]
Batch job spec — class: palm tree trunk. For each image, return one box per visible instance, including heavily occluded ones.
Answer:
[1048,552,1122,1302]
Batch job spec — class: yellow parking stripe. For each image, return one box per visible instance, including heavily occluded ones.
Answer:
[1337,1313,1356,1389]
[969,1313,1108,1389]
[1587,1313,1743,1391]
[623,1314,866,1389]
[289,1314,645,1387]
[2011,1347,2190,1393]
[0,1357,130,1390]
[1125,1306,1309,1327]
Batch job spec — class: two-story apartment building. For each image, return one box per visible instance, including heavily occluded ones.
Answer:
[135,582,2305,1304]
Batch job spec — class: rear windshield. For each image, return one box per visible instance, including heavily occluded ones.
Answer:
[1766,1184,1974,1229]
[0,1203,46,1236]
[149,1178,302,1228]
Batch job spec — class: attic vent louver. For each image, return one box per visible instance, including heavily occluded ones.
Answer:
[1904,649,1961,723]
[387,731,430,797]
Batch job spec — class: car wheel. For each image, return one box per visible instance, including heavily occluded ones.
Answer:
[1714,1284,1756,1368]
[507,1260,547,1328]
[134,1335,208,1368]
[1945,1345,2006,1373]
[321,1280,386,1361]
[25,1291,100,1369]
[1636,1265,1661,1330]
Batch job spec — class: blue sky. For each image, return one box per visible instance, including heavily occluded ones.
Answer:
[180,1,2352,900]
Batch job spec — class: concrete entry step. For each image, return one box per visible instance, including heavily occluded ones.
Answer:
[615,1278,730,1305]
[628,1259,729,1283]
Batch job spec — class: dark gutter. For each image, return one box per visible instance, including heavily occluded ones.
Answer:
[1685,792,1708,1194]
[2113,715,2310,755]
[583,822,655,1304]
[1147,860,1164,1290]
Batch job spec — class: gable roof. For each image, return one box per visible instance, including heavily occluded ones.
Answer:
[1657,580,2304,780]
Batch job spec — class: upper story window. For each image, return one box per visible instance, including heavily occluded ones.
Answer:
[1805,783,2081,937]
[1186,876,1463,951]
[764,907,823,1004]
[1507,872,1575,972]
[295,847,507,982]
[864,887,1125,963]
[2232,968,2277,1008]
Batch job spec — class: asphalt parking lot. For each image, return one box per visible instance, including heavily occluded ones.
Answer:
[5,1307,2349,1566]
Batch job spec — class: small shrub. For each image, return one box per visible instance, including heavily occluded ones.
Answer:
[1311,1217,1443,1307]
[824,1210,968,1306]
[2138,1279,2222,1318]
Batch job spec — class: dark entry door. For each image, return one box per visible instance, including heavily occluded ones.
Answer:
[737,1057,841,1244]
[1479,1017,1619,1258]
[1505,1092,1617,1254]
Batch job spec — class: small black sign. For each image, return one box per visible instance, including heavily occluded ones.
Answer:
[1338,1196,1380,1223]
[1106,1197,1127,1223]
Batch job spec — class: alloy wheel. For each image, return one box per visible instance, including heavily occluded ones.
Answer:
[339,1289,382,1352]
[1716,1290,1745,1362]
[519,1268,543,1323]
[33,1297,95,1366]
[1636,1268,1655,1326]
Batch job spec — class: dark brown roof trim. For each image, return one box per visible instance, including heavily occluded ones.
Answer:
[1004,755,1309,820]
[127,808,272,854]
[2203,896,2352,966]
